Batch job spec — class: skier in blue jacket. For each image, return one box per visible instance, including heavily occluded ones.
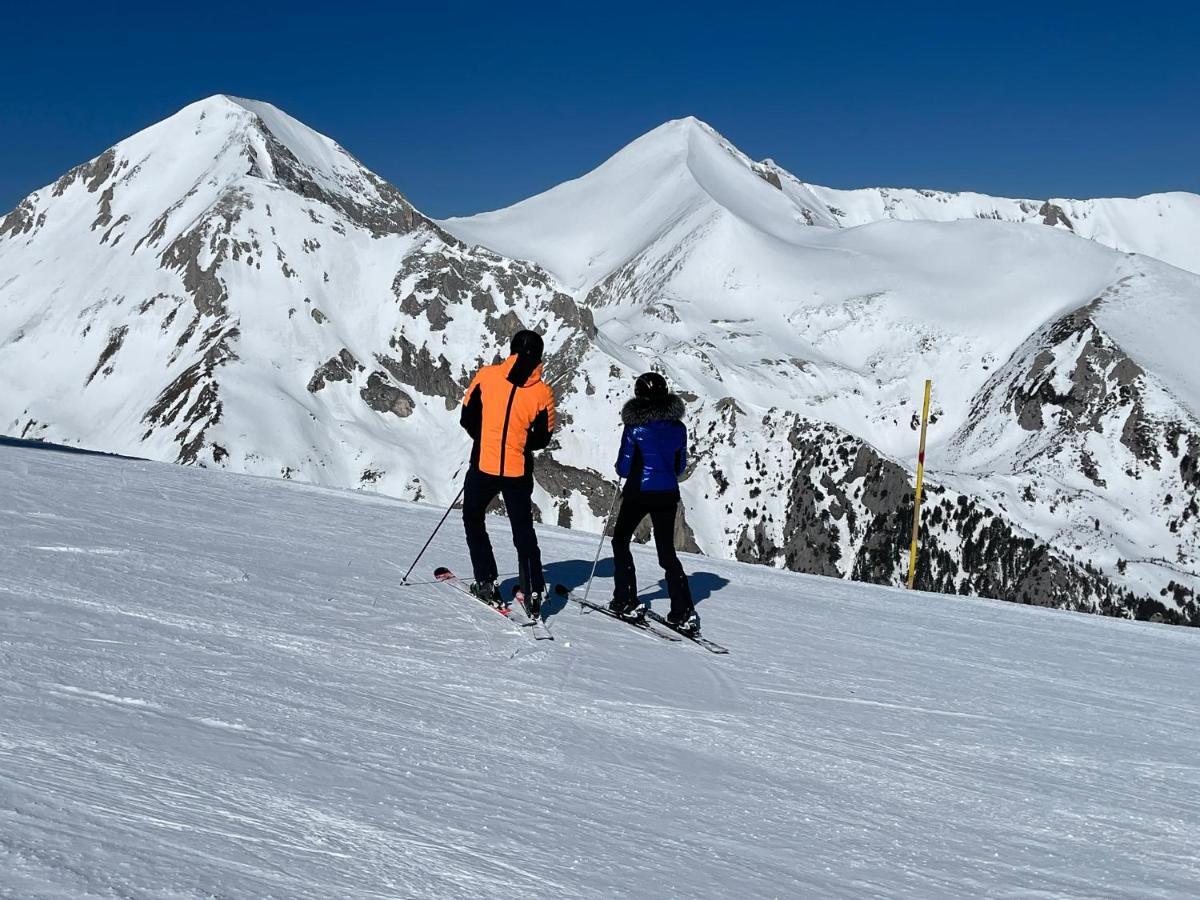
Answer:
[608,372,699,634]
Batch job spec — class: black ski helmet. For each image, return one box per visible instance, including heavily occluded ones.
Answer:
[634,371,668,400]
[507,329,545,385]
[510,329,544,363]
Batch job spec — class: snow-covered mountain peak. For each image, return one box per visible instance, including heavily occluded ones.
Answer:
[141,94,371,196]
[636,115,758,169]
[445,118,1200,284]
[1,94,427,263]
[217,95,405,211]
[439,116,1200,621]
[442,114,813,293]
[632,114,725,145]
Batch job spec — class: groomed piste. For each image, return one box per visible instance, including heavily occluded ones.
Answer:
[3,441,1198,898]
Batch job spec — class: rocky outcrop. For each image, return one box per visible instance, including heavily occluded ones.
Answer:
[308,349,363,393]
[751,162,783,190]
[1,198,41,238]
[52,148,117,198]
[1039,201,1074,230]
[1000,299,1145,439]
[378,336,463,409]
[157,189,255,318]
[707,413,1159,619]
[86,326,129,385]
[142,321,239,465]
[360,372,414,417]
[534,455,618,529]
[940,292,1200,622]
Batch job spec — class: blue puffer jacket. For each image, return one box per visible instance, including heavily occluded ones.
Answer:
[615,394,688,493]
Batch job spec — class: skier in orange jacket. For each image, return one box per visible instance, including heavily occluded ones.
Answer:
[459,330,556,619]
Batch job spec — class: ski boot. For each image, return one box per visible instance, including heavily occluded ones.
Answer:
[608,596,645,622]
[470,580,506,611]
[667,609,701,637]
[521,589,544,622]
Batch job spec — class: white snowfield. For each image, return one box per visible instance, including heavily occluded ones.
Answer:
[3,442,1198,899]
[443,117,1200,287]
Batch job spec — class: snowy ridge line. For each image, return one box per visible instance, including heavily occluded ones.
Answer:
[442,116,1200,285]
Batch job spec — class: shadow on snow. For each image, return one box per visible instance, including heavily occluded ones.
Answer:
[0,435,144,462]
[529,558,730,620]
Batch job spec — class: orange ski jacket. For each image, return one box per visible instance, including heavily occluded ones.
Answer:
[460,355,556,478]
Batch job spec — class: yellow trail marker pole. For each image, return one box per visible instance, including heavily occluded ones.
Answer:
[906,379,932,590]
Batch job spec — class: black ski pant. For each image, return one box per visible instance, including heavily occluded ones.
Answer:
[462,468,545,595]
[611,490,694,619]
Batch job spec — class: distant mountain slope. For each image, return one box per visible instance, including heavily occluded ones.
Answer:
[444,116,1200,280]
[443,117,1200,621]
[795,176,1200,277]
[2,100,1197,623]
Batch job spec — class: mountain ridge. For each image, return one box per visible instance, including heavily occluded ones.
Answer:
[443,115,1200,281]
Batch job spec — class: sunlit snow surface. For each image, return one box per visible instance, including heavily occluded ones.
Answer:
[2,442,1198,898]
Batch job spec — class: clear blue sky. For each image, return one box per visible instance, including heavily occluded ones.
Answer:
[1,0,1196,218]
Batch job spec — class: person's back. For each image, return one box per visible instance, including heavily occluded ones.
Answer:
[609,372,699,634]
[459,330,556,618]
[617,396,687,495]
[462,354,554,479]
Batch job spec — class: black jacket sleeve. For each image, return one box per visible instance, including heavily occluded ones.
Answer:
[526,407,552,452]
[460,384,482,440]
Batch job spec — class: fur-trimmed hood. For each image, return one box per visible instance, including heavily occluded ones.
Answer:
[621,394,686,426]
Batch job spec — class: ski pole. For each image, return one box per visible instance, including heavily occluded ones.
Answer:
[581,478,623,611]
[402,484,465,584]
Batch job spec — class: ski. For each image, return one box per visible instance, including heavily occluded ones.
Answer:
[553,584,681,642]
[434,566,512,615]
[510,586,554,641]
[643,609,729,654]
[432,568,552,640]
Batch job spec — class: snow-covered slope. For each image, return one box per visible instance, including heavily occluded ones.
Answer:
[797,176,1200,277]
[445,117,830,295]
[4,442,1199,898]
[3,100,1198,624]
[446,117,1200,282]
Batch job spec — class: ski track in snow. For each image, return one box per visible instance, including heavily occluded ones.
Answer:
[1,443,1199,898]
